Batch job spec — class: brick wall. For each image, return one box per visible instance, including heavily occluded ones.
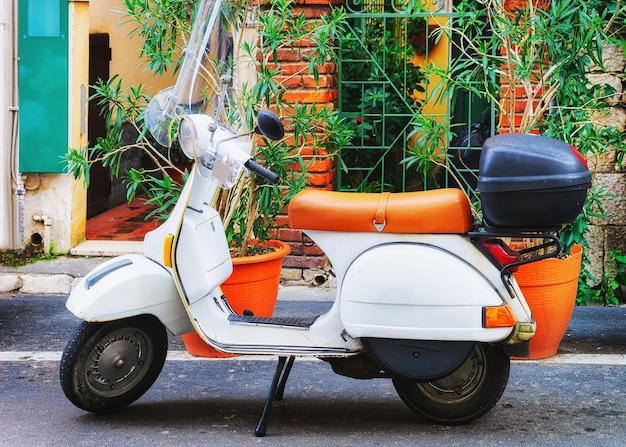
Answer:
[498,0,550,134]
[274,0,340,286]
[497,82,544,134]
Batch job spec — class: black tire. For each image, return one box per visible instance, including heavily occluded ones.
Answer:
[60,315,168,413]
[392,343,509,425]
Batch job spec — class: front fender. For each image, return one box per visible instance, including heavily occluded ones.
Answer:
[67,255,193,335]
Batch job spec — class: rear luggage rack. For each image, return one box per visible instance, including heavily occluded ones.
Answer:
[470,230,561,296]
[471,230,561,265]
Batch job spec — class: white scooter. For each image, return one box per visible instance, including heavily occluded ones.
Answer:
[59,0,591,436]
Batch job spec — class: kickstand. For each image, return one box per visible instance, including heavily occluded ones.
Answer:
[275,356,295,401]
[255,356,296,437]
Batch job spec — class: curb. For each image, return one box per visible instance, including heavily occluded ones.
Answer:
[0,256,109,295]
[0,253,336,300]
[0,269,336,299]
[0,240,144,295]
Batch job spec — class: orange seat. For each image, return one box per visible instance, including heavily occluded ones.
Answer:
[289,189,473,234]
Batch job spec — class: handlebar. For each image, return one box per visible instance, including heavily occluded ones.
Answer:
[245,159,280,184]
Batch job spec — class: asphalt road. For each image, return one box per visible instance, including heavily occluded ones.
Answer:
[1,294,626,446]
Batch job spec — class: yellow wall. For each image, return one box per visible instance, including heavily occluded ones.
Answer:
[69,0,89,248]
[89,0,177,95]
[412,3,450,119]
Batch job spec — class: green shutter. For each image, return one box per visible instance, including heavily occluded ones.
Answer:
[18,0,69,173]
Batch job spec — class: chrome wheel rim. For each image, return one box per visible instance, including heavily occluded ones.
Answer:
[84,327,153,398]
[415,344,486,405]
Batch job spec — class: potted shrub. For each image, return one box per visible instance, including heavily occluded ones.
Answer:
[66,0,352,355]
[400,0,625,356]
[68,0,350,250]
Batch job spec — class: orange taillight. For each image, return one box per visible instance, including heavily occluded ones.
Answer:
[483,304,517,328]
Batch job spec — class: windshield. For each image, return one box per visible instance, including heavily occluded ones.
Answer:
[146,0,239,146]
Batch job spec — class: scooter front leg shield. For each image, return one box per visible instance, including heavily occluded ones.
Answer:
[339,242,514,342]
[66,255,192,335]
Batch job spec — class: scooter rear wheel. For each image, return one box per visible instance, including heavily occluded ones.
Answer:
[60,315,168,413]
[392,343,509,424]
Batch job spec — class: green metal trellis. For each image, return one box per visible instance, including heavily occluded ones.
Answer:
[337,0,492,199]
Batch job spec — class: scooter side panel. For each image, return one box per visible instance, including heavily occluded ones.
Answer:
[339,243,512,342]
[174,208,233,303]
[66,255,193,335]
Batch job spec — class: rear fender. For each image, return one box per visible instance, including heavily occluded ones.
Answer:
[66,255,193,335]
[340,243,513,342]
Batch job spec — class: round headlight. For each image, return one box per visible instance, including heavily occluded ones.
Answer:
[178,114,216,159]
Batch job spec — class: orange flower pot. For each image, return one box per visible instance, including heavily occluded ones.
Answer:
[181,240,290,357]
[513,244,582,359]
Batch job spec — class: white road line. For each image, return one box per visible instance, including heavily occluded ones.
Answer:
[515,353,626,365]
[0,351,316,362]
[0,351,625,365]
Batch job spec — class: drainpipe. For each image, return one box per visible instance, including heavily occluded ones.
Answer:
[0,0,18,249]
[11,0,23,250]
[32,214,52,254]
[15,174,24,247]
[2,0,24,250]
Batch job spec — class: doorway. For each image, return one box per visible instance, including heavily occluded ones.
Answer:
[86,33,155,241]
[87,33,111,218]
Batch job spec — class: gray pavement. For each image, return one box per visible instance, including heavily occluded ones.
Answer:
[1,292,626,445]
[1,258,626,444]
[0,255,107,295]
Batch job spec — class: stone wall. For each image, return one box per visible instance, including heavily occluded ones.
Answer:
[586,42,626,284]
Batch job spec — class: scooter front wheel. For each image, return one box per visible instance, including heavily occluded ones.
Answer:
[60,315,168,413]
[392,343,509,425]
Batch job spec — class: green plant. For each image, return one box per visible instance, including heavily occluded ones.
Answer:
[403,114,453,191]
[66,0,353,257]
[222,0,352,255]
[412,0,626,158]
[121,0,197,75]
[341,0,626,194]
[559,186,608,304]
[402,114,486,220]
[66,74,191,219]
[594,249,626,305]
[0,248,58,267]
[404,0,626,303]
